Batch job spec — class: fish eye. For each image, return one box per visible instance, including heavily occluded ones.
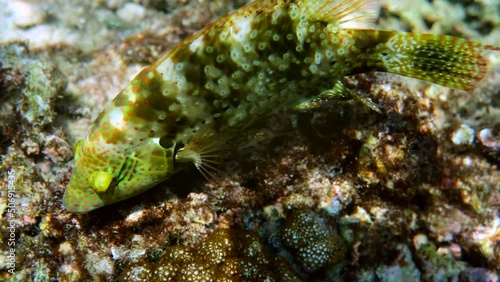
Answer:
[159,137,175,149]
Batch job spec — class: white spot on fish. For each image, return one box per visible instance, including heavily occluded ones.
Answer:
[108,108,126,131]
[231,17,252,42]
[189,37,205,53]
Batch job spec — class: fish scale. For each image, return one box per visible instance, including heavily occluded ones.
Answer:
[63,0,498,212]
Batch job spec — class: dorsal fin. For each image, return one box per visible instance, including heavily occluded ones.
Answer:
[303,0,381,28]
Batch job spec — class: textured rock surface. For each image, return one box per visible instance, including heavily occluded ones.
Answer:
[0,0,498,281]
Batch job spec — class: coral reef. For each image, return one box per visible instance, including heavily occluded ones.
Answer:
[0,0,498,281]
[413,234,466,281]
[281,211,346,273]
[118,229,300,281]
[0,42,72,281]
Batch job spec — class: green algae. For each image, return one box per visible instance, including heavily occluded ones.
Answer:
[415,238,466,281]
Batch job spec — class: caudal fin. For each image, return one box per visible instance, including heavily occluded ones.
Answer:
[362,31,497,91]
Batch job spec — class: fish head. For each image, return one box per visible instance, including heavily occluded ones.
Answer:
[63,135,176,213]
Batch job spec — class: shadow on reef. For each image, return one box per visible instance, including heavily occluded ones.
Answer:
[295,97,442,209]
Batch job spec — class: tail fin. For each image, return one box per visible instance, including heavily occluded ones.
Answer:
[362,31,497,91]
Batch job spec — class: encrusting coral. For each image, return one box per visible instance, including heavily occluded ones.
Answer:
[281,211,347,273]
[118,228,300,281]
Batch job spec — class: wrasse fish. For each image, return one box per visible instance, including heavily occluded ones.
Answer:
[63,0,498,212]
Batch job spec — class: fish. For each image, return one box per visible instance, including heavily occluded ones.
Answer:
[62,0,498,212]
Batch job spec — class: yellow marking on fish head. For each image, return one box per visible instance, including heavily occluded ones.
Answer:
[89,171,115,193]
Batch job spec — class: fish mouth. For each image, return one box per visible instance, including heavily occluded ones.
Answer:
[62,195,98,213]
[62,183,105,213]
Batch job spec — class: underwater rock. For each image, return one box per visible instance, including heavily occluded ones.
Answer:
[375,244,421,282]
[476,128,500,164]
[459,267,499,282]
[0,0,498,280]
[451,124,475,146]
[414,234,466,281]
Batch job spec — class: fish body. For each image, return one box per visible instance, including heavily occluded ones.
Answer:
[63,0,497,212]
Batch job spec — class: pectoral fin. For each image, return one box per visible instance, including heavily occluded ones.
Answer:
[295,80,381,114]
[175,127,229,182]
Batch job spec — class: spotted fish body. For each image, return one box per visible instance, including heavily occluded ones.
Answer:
[63,0,497,212]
